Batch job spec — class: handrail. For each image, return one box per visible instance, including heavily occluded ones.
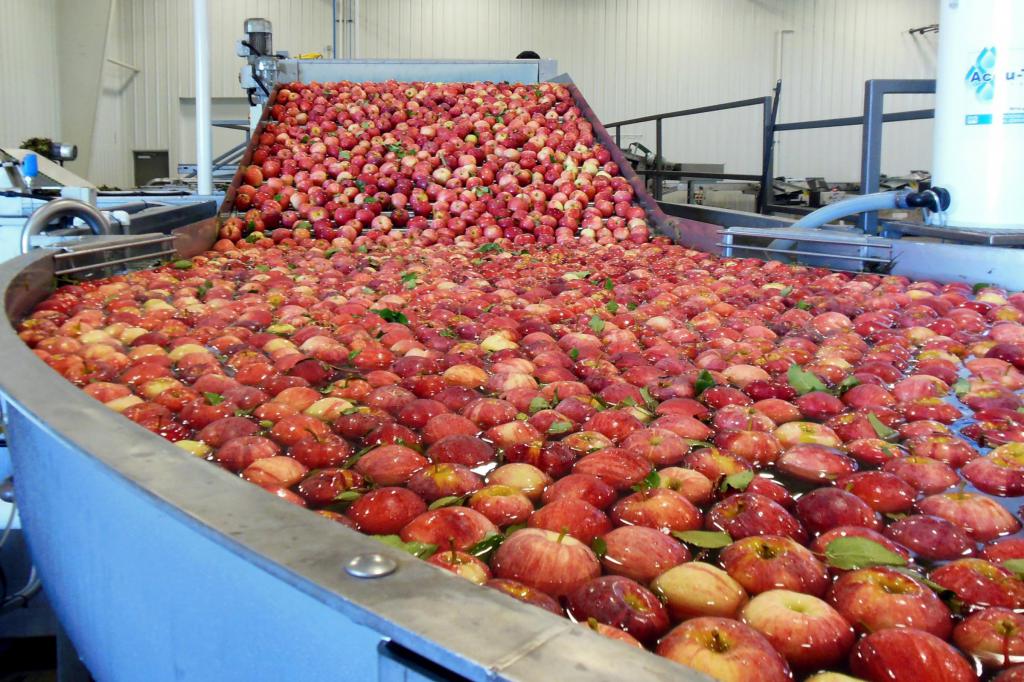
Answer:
[604,94,773,205]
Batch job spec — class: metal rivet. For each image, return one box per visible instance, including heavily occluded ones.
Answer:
[345,553,397,579]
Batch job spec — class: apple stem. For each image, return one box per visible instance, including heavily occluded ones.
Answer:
[557,527,568,544]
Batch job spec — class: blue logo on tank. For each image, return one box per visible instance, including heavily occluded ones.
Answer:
[966,47,997,102]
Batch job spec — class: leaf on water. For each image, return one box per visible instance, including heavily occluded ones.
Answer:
[787,364,829,395]
[529,396,551,414]
[952,378,971,397]
[1002,559,1024,579]
[466,531,505,560]
[547,420,573,435]
[867,412,899,441]
[685,439,715,449]
[371,309,409,326]
[672,530,732,549]
[427,495,467,510]
[835,375,861,395]
[719,470,754,493]
[203,392,224,406]
[606,300,619,314]
[588,315,605,334]
[591,537,607,559]
[604,278,614,292]
[824,536,907,570]
[343,444,376,469]
[779,286,793,297]
[476,242,503,253]
[172,259,193,270]
[372,534,437,559]
[973,282,992,294]
[347,349,362,363]
[694,370,716,396]
[631,470,661,492]
[332,490,363,504]
[564,271,591,281]
[795,300,812,310]
[569,348,580,361]
[639,387,658,411]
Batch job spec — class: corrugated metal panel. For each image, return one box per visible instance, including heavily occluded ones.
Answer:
[0,0,62,147]
[81,0,938,186]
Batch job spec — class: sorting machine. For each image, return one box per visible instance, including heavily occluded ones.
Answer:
[2,5,1023,677]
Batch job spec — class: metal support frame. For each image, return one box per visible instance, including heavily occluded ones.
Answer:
[858,79,936,234]
[766,79,936,233]
[604,96,774,210]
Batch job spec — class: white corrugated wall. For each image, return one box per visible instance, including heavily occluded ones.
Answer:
[0,0,62,147]
[82,0,938,186]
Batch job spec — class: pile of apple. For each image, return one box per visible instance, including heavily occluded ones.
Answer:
[20,231,1024,682]
[220,80,652,248]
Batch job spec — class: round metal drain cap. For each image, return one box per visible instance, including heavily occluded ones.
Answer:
[345,553,397,578]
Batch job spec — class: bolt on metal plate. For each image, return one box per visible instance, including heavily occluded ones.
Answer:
[345,553,397,579]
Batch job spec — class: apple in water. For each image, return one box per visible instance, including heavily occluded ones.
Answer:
[467,485,534,528]
[600,525,689,583]
[930,558,1024,610]
[527,496,612,544]
[427,549,492,585]
[399,506,498,550]
[720,535,829,596]
[609,487,702,533]
[651,562,749,620]
[883,513,976,561]
[491,528,601,598]
[849,628,978,682]
[739,590,855,673]
[706,493,807,544]
[656,617,793,682]
[953,607,1024,668]
[918,491,1021,542]
[346,487,426,535]
[566,575,670,645]
[827,566,953,638]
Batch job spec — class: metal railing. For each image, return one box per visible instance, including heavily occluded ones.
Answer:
[182,119,252,179]
[768,79,936,234]
[604,88,778,211]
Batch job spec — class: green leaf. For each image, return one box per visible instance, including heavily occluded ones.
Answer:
[973,282,992,294]
[347,349,362,363]
[952,378,971,397]
[694,370,716,396]
[685,439,715,449]
[672,530,732,549]
[466,531,504,560]
[172,259,193,270]
[547,420,573,435]
[565,271,591,281]
[515,412,529,421]
[631,470,661,492]
[258,420,274,429]
[473,186,492,198]
[867,412,899,441]
[823,536,907,570]
[528,396,551,414]
[354,179,366,192]
[568,348,580,361]
[371,309,410,326]
[197,280,212,299]
[604,278,614,292]
[358,245,368,253]
[332,490,363,504]
[779,285,793,297]
[605,300,619,314]
[719,470,754,493]
[627,302,638,311]
[835,375,861,395]
[254,264,270,272]
[401,272,421,290]
[591,537,607,559]
[203,392,224,406]
[343,444,376,469]
[477,242,503,253]
[787,364,828,395]
[795,300,812,310]
[428,495,466,510]
[1002,559,1024,579]
[324,248,340,258]
[639,387,657,411]
[372,534,437,559]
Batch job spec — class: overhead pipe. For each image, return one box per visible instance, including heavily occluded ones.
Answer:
[193,0,213,195]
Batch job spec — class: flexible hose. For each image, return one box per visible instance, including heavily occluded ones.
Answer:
[766,191,904,260]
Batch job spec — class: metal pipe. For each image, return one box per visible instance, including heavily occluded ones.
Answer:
[353,0,359,59]
[332,0,338,59]
[20,199,111,254]
[193,0,213,195]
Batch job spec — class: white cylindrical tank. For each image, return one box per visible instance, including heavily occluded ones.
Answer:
[931,0,1024,229]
